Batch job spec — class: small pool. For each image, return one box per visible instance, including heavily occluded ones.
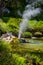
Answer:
[24,38,43,44]
[22,38,43,49]
[29,39,43,44]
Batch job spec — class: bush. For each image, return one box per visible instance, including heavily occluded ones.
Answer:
[12,54,26,65]
[0,40,13,65]
[0,40,27,65]
[2,17,10,22]
[22,32,32,38]
[6,18,21,35]
[0,21,10,34]
[0,18,22,36]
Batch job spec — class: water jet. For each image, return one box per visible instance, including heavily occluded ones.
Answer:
[18,0,41,39]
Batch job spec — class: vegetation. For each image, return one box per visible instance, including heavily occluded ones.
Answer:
[0,0,43,65]
[0,18,43,37]
[0,18,43,65]
[0,38,43,65]
[0,40,27,65]
[22,32,32,38]
[0,0,43,20]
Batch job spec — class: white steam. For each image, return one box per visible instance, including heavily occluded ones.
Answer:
[18,0,41,39]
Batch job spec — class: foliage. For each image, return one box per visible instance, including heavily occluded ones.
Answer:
[0,18,43,37]
[7,18,21,36]
[0,20,9,33]
[0,0,43,64]
[0,40,12,65]
[0,36,43,65]
[2,17,10,22]
[0,0,43,19]
[12,54,26,65]
[0,18,21,36]
[0,40,27,65]
[7,37,43,65]
[34,21,43,32]
[22,32,32,38]
[29,20,43,32]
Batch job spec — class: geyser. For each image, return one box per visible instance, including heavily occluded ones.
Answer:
[18,0,41,39]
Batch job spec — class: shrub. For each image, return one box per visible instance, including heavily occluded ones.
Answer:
[0,40,13,65]
[0,40,27,65]
[34,32,42,37]
[0,18,22,35]
[12,54,26,65]
[0,21,10,33]
[6,18,21,35]
[22,32,32,38]
[2,17,10,22]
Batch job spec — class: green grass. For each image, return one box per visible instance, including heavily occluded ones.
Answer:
[0,38,43,65]
[10,38,43,63]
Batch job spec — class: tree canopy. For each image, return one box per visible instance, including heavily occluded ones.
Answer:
[0,0,43,20]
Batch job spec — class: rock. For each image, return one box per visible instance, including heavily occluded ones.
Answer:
[19,38,29,43]
[1,33,16,42]
[33,32,42,37]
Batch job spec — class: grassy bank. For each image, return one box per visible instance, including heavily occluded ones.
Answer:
[0,38,43,65]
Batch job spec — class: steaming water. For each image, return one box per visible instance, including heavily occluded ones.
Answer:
[18,0,41,39]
